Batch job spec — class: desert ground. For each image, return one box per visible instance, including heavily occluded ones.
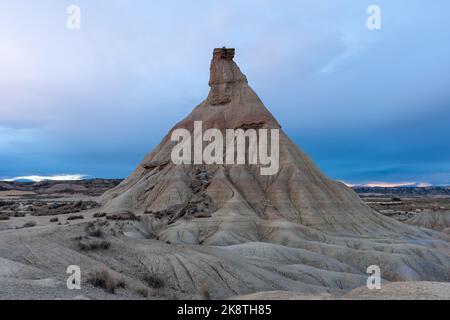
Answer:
[1,180,449,300]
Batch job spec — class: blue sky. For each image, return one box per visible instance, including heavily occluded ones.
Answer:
[1,1,449,185]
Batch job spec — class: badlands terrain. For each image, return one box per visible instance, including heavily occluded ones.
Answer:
[1,181,449,300]
[1,48,449,300]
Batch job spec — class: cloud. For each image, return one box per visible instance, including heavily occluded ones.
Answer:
[342,181,434,188]
[2,174,87,182]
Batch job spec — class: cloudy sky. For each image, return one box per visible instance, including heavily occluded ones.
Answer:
[1,0,449,185]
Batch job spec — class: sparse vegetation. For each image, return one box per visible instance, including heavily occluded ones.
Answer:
[67,215,84,221]
[0,213,9,221]
[106,211,138,221]
[85,222,103,238]
[28,200,100,217]
[97,220,109,227]
[21,221,36,228]
[199,283,211,300]
[74,238,110,251]
[143,273,165,289]
[134,286,149,298]
[87,268,125,294]
[93,212,106,218]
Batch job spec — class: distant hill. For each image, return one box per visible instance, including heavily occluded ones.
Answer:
[0,179,123,196]
[2,178,448,198]
[353,186,450,197]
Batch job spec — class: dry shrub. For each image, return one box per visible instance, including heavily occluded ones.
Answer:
[93,212,106,218]
[143,273,165,289]
[199,283,211,300]
[21,221,36,228]
[87,268,125,294]
[106,211,138,221]
[74,238,110,251]
[135,286,149,298]
[67,215,84,221]
[85,223,103,238]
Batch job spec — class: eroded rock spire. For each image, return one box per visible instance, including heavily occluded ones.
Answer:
[208,47,247,105]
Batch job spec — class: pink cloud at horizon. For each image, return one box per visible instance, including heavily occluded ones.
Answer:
[341,181,434,188]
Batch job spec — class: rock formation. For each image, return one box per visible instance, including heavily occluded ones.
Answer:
[1,49,449,300]
[100,48,438,238]
[97,48,450,296]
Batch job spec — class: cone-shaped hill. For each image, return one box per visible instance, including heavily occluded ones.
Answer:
[96,48,450,295]
[101,48,435,238]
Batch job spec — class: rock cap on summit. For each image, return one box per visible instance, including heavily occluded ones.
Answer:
[208,47,247,105]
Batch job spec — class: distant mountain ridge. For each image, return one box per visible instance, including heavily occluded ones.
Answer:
[353,186,450,197]
[0,179,122,196]
[2,178,449,197]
